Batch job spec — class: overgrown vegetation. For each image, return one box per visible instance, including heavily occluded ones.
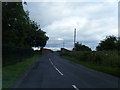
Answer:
[2,54,41,88]
[61,51,120,77]
[61,35,120,77]
[62,55,119,77]
[2,2,49,88]
[2,2,49,66]
[61,51,119,67]
[96,35,120,51]
[2,2,49,48]
[73,42,91,51]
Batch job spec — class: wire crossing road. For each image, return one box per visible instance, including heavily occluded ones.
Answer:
[14,53,119,88]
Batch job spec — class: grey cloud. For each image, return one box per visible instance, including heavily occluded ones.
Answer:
[23,1,118,50]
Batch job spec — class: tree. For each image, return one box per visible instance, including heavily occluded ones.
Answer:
[116,37,120,51]
[96,35,117,51]
[2,2,28,46]
[73,42,91,51]
[32,29,49,51]
[2,2,49,49]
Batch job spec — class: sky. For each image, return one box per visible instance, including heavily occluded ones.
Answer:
[23,0,119,51]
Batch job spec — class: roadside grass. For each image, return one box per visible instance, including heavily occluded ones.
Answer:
[62,56,120,77]
[2,54,41,88]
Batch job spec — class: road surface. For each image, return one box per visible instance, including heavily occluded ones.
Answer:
[14,53,119,88]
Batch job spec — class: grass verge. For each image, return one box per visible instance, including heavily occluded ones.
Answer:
[2,54,41,88]
[62,55,120,77]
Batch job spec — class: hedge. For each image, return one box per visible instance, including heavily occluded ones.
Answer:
[2,45,34,66]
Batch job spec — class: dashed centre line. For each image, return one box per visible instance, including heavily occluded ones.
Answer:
[54,66,63,76]
[49,58,63,76]
[72,85,79,90]
[49,58,54,65]
[49,58,79,88]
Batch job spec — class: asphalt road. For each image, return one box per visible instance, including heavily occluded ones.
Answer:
[14,53,119,88]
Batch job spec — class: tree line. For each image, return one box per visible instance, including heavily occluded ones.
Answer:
[74,35,120,51]
[96,35,120,51]
[2,2,49,49]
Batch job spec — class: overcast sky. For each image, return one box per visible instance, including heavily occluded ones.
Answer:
[23,0,119,51]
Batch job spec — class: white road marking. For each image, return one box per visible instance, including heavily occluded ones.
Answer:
[72,85,79,90]
[54,66,63,76]
[49,58,63,76]
[49,58,54,65]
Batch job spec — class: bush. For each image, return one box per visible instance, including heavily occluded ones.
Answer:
[61,50,120,68]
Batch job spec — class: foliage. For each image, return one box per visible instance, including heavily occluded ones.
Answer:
[116,37,120,51]
[60,35,120,77]
[96,35,119,51]
[61,50,120,68]
[73,42,91,51]
[2,2,49,48]
[62,56,120,77]
[2,45,34,66]
[33,30,49,48]
[2,2,49,66]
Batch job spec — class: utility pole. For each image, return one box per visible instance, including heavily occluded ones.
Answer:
[74,28,76,49]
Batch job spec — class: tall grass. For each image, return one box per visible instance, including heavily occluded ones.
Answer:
[62,55,119,77]
[61,50,120,77]
[61,50,119,68]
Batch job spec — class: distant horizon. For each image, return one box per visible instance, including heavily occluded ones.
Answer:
[23,1,118,51]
